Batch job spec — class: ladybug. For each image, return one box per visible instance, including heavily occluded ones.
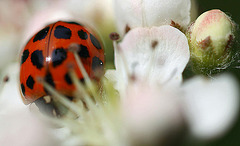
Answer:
[19,21,104,114]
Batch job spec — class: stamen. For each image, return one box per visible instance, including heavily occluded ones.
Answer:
[68,68,97,110]
[125,25,131,34]
[68,43,99,100]
[36,77,82,115]
[109,32,120,41]
[140,0,147,27]
[3,75,9,82]
[110,32,133,82]
[170,20,183,32]
[145,40,159,81]
[151,40,158,49]
[67,68,109,128]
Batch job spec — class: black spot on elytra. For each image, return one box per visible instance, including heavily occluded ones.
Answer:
[92,56,103,71]
[65,21,82,26]
[45,72,55,88]
[21,49,29,64]
[90,34,102,49]
[54,25,72,39]
[26,75,35,89]
[33,27,50,42]
[64,73,72,85]
[31,50,44,69]
[52,48,67,67]
[78,30,88,40]
[21,83,25,96]
[78,45,90,58]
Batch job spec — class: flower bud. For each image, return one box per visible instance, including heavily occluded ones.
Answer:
[187,9,236,75]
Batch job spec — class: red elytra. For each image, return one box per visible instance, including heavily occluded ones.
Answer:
[20,21,104,104]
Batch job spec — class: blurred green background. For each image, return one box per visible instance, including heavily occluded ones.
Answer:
[184,0,240,145]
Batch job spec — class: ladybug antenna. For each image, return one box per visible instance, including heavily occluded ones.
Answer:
[141,0,148,27]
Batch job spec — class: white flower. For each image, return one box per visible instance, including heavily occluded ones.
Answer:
[23,8,72,44]
[106,25,189,96]
[122,81,183,145]
[0,0,238,145]
[114,0,191,35]
[0,109,58,146]
[0,63,58,146]
[106,25,239,142]
[65,0,115,27]
[64,0,116,62]
[0,63,25,111]
[0,0,29,70]
[182,75,239,139]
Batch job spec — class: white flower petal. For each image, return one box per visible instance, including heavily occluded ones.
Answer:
[0,35,18,70]
[0,63,26,111]
[182,75,239,140]
[0,63,58,145]
[23,8,72,44]
[122,81,183,144]
[105,69,120,90]
[66,0,114,25]
[0,109,58,146]
[114,0,191,35]
[114,26,189,94]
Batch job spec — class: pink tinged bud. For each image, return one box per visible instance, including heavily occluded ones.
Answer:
[187,9,235,75]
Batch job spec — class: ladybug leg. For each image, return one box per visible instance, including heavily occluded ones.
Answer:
[34,95,76,117]
[65,95,74,101]
[34,95,73,117]
[34,96,58,116]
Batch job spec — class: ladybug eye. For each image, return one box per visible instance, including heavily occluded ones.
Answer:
[92,56,103,71]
